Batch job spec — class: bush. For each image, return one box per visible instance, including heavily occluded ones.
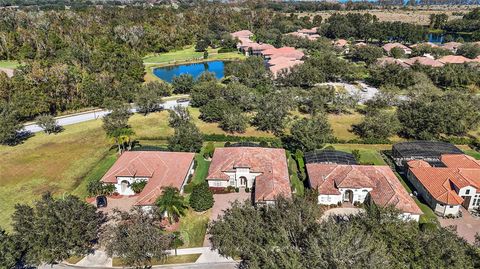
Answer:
[218,47,237,53]
[226,186,235,193]
[131,180,147,194]
[245,187,250,193]
[203,142,215,159]
[189,182,214,212]
[87,180,115,196]
[224,141,231,147]
[183,183,194,194]
[420,223,437,232]
[235,187,239,193]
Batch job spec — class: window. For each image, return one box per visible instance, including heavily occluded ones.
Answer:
[465,189,470,195]
[449,205,454,208]
[362,190,368,192]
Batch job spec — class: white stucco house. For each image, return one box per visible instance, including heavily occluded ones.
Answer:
[206,146,291,205]
[101,151,195,206]
[407,154,480,217]
[306,163,422,222]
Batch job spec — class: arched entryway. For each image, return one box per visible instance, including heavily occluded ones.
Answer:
[120,180,130,194]
[239,176,247,187]
[344,190,354,203]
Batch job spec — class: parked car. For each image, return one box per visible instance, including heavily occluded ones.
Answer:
[96,195,108,208]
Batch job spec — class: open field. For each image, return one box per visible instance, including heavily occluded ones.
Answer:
[0,120,110,230]
[143,46,246,82]
[305,8,467,26]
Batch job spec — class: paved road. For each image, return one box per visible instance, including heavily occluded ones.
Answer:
[38,262,237,269]
[24,99,190,133]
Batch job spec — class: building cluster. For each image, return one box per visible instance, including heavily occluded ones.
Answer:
[100,139,479,221]
[377,41,480,67]
[231,30,305,77]
[285,27,320,41]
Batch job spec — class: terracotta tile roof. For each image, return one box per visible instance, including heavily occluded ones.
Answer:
[410,42,439,48]
[409,167,470,205]
[438,55,473,64]
[297,27,318,35]
[333,39,348,47]
[442,42,462,51]
[354,42,368,47]
[231,30,253,39]
[441,154,480,169]
[403,56,444,67]
[382,42,411,52]
[407,160,432,168]
[306,164,422,214]
[269,60,303,77]
[375,57,409,68]
[101,151,195,206]
[0,68,14,78]
[262,47,304,60]
[206,147,291,201]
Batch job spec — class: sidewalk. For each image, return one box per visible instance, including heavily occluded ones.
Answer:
[71,247,233,268]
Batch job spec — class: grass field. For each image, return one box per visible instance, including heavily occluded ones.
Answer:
[330,144,389,165]
[112,253,200,267]
[0,120,110,230]
[143,46,246,82]
[178,209,210,248]
[0,60,21,69]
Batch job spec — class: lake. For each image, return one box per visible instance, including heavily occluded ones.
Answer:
[153,61,225,83]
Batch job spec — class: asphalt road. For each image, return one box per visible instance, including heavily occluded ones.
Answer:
[24,99,189,133]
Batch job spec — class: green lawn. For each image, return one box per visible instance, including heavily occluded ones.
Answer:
[0,60,21,69]
[112,253,200,267]
[192,153,211,185]
[330,144,389,165]
[287,153,304,196]
[178,209,209,248]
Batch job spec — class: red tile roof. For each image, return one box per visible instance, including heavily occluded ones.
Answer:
[410,42,439,48]
[382,42,411,52]
[403,56,444,67]
[262,47,304,60]
[376,57,409,68]
[206,147,291,202]
[441,154,480,169]
[333,39,348,47]
[409,154,480,205]
[442,42,462,51]
[231,30,253,39]
[306,164,422,214]
[407,160,432,168]
[438,55,473,64]
[101,151,195,206]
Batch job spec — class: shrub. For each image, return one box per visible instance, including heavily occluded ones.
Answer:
[87,180,115,196]
[245,187,250,193]
[224,141,231,147]
[131,180,147,194]
[420,223,437,232]
[36,114,60,134]
[183,183,194,194]
[235,187,239,193]
[203,142,215,159]
[218,47,237,53]
[189,182,214,212]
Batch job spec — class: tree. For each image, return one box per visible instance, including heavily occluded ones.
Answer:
[35,114,60,134]
[135,81,170,115]
[168,105,191,128]
[390,47,405,59]
[199,98,230,122]
[0,229,25,268]
[168,122,203,152]
[353,110,400,140]
[102,105,134,154]
[351,45,384,65]
[172,74,194,94]
[189,182,214,212]
[103,208,171,268]
[170,232,184,256]
[313,15,322,26]
[209,197,480,269]
[11,193,105,266]
[252,92,293,136]
[155,187,187,224]
[219,109,248,134]
[195,40,209,52]
[203,141,215,159]
[457,43,480,59]
[290,114,334,151]
[0,104,22,145]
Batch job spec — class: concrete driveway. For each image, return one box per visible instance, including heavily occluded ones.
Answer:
[438,208,480,244]
[320,207,365,222]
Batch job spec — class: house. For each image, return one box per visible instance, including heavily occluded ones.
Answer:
[101,151,195,207]
[406,154,480,217]
[375,56,409,68]
[306,153,422,221]
[382,42,412,55]
[333,39,348,48]
[438,55,474,64]
[441,42,462,53]
[403,56,444,67]
[410,42,439,49]
[0,68,13,78]
[206,146,291,205]
[261,47,304,60]
[392,141,463,168]
[268,59,303,78]
[231,30,253,39]
[286,27,319,41]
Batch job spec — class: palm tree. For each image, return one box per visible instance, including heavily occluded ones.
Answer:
[156,187,187,224]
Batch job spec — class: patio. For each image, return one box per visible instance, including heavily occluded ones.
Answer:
[438,208,480,244]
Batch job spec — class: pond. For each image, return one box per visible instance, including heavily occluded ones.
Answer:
[153,60,225,83]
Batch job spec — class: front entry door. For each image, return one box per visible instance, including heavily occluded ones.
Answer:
[461,196,471,209]
[239,176,247,187]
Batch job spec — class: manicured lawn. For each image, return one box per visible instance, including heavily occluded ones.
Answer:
[328,113,362,141]
[287,153,304,196]
[0,60,21,69]
[330,144,389,165]
[463,149,480,160]
[0,119,110,230]
[192,153,211,185]
[112,254,200,266]
[178,209,210,248]
[65,256,84,265]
